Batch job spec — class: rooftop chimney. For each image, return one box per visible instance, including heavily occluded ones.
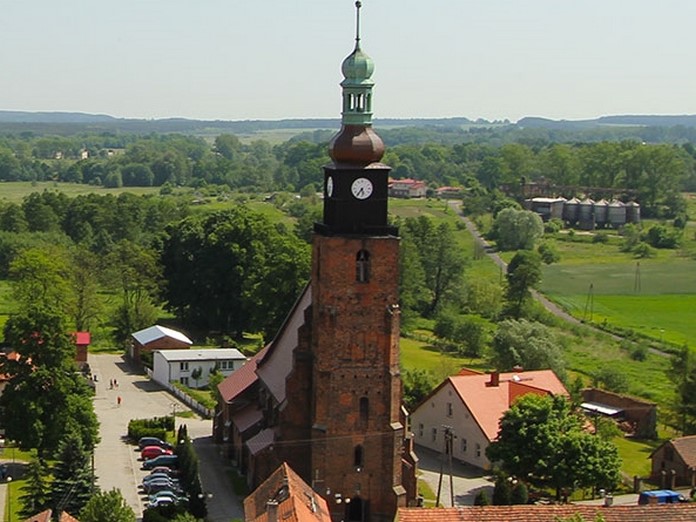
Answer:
[487,371,500,387]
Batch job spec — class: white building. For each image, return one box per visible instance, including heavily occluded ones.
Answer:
[153,348,247,389]
[411,368,568,470]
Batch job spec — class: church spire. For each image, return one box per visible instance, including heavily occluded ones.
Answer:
[329,1,384,165]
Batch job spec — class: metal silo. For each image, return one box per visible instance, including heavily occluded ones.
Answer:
[594,199,609,227]
[626,201,641,224]
[563,197,580,224]
[578,198,595,230]
[608,200,627,228]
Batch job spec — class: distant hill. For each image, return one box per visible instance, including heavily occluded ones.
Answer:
[518,114,696,129]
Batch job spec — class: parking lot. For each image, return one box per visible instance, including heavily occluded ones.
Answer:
[90,353,244,521]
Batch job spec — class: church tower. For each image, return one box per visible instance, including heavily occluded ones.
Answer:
[308,3,415,520]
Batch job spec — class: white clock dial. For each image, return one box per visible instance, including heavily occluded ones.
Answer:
[351,177,373,200]
[326,176,334,197]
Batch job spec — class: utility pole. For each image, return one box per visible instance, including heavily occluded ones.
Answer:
[435,425,455,508]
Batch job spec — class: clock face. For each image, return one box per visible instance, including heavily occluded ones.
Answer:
[326,176,334,198]
[351,177,373,200]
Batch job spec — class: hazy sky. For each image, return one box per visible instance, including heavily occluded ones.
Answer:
[2,1,695,122]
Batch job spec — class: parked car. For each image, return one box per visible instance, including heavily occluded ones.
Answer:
[138,437,174,451]
[638,490,687,505]
[148,490,188,504]
[147,497,175,509]
[143,478,181,494]
[148,466,179,477]
[142,454,178,470]
[141,445,173,460]
[142,472,175,487]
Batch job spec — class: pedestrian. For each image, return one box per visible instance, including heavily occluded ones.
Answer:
[114,379,119,388]
[117,396,121,406]
[109,379,113,389]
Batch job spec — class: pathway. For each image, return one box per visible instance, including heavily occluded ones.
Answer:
[90,353,244,521]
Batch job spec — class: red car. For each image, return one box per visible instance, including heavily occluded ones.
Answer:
[141,446,173,460]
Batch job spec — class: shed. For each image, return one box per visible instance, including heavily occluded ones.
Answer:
[130,325,192,362]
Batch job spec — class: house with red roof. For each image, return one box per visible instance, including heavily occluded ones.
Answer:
[388,178,427,198]
[650,435,696,487]
[73,331,90,365]
[410,368,568,470]
[396,503,696,522]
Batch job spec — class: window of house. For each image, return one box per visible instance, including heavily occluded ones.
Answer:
[356,250,370,283]
[446,402,453,417]
[180,377,189,386]
[180,362,189,372]
[475,443,481,458]
[418,423,424,438]
[431,428,437,442]
[461,439,467,453]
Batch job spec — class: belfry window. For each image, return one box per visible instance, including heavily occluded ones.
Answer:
[356,250,370,283]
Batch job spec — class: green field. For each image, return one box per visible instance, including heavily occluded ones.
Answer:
[0,181,162,204]
[540,233,696,346]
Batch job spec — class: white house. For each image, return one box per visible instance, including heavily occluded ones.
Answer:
[153,348,247,389]
[411,368,568,470]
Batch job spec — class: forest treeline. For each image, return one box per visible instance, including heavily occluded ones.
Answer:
[1,130,695,217]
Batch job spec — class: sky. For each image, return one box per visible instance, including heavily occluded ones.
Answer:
[2,0,696,122]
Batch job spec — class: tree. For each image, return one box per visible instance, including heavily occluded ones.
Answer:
[493,208,543,251]
[191,366,203,389]
[402,369,436,411]
[504,250,542,319]
[487,394,620,499]
[79,489,136,522]
[19,453,51,518]
[9,246,72,316]
[489,319,565,379]
[51,432,95,515]
[0,310,99,454]
[161,208,310,338]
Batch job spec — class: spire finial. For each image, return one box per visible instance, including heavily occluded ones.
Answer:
[354,1,362,49]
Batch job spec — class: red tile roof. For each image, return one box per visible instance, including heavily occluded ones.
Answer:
[448,370,568,441]
[217,345,269,403]
[73,332,90,345]
[232,404,263,433]
[397,504,696,522]
[244,462,332,522]
[22,510,53,522]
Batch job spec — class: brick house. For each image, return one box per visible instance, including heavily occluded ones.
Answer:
[650,435,696,487]
[411,368,568,470]
[129,325,192,362]
[581,388,657,439]
[397,503,696,522]
[73,331,90,365]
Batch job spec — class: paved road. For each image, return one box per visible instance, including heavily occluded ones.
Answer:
[416,445,494,507]
[90,353,244,521]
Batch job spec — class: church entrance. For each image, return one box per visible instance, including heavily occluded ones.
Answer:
[345,497,366,522]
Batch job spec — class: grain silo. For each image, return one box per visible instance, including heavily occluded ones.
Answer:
[608,200,627,228]
[594,199,609,227]
[578,198,595,230]
[626,201,641,224]
[563,197,580,225]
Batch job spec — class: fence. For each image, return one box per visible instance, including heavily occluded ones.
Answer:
[145,367,214,418]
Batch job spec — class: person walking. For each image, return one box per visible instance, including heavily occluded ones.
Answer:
[117,396,122,406]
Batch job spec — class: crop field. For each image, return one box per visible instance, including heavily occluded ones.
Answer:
[540,233,696,346]
[0,181,161,204]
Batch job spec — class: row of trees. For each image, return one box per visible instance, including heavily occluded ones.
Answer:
[2,131,695,216]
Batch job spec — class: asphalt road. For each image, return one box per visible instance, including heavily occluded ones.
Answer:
[90,353,244,521]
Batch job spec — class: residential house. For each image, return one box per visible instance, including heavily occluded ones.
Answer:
[397,503,696,522]
[411,368,568,470]
[650,435,696,488]
[129,325,192,362]
[152,348,246,389]
[435,186,464,199]
[23,510,80,522]
[388,178,427,198]
[244,462,332,522]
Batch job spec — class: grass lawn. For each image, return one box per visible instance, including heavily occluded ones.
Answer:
[613,436,662,480]
[0,181,161,204]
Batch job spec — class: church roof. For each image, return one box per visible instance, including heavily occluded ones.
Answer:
[256,284,312,404]
[217,345,269,403]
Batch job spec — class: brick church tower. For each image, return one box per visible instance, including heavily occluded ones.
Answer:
[233,4,417,521]
[306,3,416,520]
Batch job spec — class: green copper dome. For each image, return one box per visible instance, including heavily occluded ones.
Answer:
[341,45,375,87]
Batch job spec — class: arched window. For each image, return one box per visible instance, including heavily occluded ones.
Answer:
[354,445,364,468]
[359,397,369,423]
[356,250,370,283]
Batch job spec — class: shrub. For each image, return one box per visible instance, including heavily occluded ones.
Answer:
[537,242,560,265]
[544,218,563,234]
[592,232,609,244]
[632,242,655,259]
[645,224,680,249]
[127,416,174,442]
[511,481,529,505]
[474,490,491,506]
